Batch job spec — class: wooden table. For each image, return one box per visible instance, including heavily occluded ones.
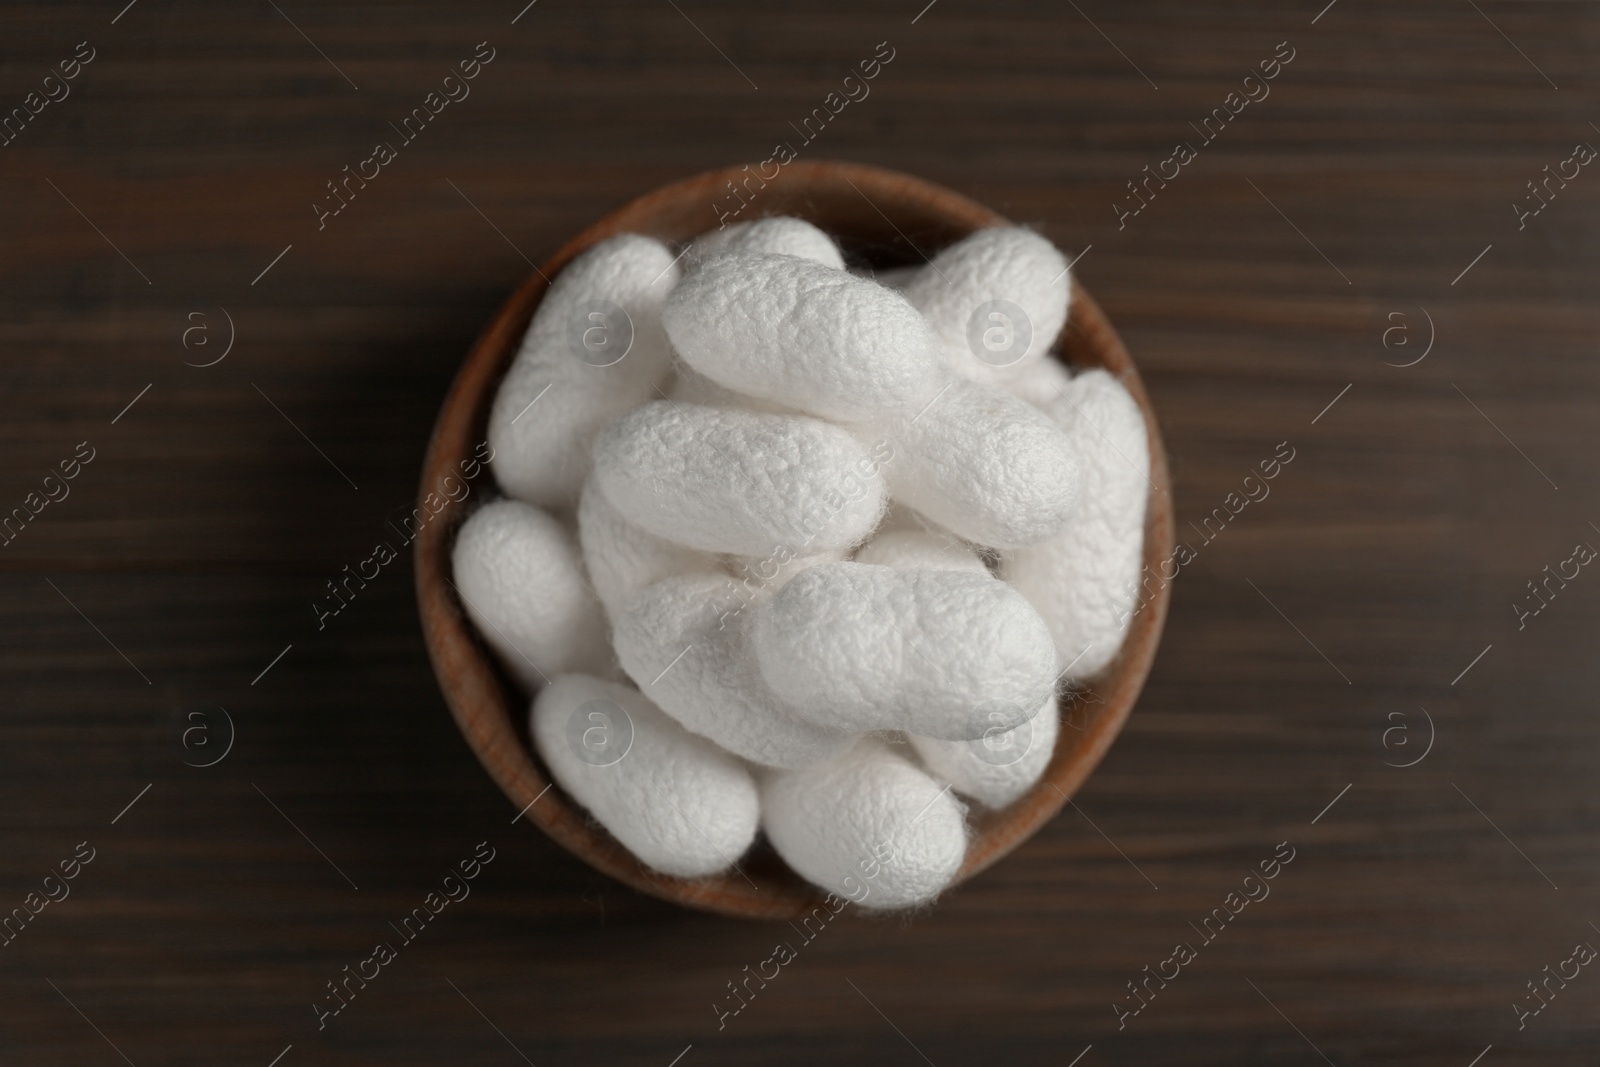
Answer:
[3,1,1597,1063]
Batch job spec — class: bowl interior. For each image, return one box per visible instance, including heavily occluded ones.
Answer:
[416,160,1174,920]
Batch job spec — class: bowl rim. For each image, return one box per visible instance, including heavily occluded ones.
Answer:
[415,159,1174,920]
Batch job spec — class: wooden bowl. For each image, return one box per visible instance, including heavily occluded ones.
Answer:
[416,160,1173,919]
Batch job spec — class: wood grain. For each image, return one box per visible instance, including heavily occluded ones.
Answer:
[2,1,1599,1063]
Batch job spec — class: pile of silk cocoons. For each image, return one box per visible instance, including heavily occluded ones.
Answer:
[453,216,1149,910]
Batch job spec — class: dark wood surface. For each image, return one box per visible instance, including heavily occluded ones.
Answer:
[3,1,1598,1063]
